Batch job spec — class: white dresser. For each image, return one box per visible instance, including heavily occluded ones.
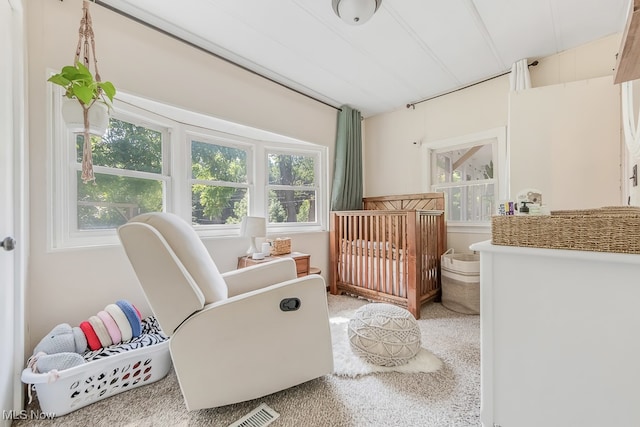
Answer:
[470,240,640,427]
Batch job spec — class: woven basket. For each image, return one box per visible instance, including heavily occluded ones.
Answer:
[491,207,640,254]
[270,238,291,255]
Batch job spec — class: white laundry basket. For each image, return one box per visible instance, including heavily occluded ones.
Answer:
[21,340,171,417]
[441,250,480,314]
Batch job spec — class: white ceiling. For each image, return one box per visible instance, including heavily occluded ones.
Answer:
[98,0,630,118]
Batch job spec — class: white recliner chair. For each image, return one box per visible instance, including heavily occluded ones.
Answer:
[117,212,333,410]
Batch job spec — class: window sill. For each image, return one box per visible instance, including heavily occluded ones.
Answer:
[446,222,491,234]
[50,225,328,251]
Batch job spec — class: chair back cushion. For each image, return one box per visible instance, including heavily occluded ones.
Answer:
[128,213,228,304]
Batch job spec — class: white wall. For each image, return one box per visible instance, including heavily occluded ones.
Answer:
[363,33,623,252]
[26,0,337,351]
[509,76,621,210]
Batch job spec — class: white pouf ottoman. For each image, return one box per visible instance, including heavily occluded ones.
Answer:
[348,303,421,367]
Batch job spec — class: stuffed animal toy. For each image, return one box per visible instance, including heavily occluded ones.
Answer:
[27,323,87,373]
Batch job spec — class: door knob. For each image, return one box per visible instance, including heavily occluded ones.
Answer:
[1,236,16,251]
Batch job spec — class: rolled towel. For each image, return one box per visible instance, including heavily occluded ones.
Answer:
[105,303,132,342]
[79,321,102,351]
[97,310,121,345]
[88,315,112,348]
[133,304,142,320]
[116,299,142,338]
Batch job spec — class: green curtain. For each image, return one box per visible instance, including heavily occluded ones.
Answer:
[330,105,363,211]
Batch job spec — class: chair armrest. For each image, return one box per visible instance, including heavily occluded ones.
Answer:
[170,275,334,410]
[222,257,297,297]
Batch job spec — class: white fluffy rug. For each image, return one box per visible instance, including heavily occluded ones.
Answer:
[330,309,443,377]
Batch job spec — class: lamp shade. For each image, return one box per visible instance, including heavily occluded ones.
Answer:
[240,216,266,254]
[332,0,381,25]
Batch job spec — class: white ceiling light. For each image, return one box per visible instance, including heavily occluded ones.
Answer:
[332,0,382,25]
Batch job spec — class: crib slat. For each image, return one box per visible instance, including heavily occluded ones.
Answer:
[395,214,401,297]
[330,212,337,294]
[372,214,379,292]
[350,214,355,287]
[358,215,363,287]
[383,215,389,295]
[364,214,370,288]
[406,211,418,317]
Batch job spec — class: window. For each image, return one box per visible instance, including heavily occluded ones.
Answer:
[424,128,506,231]
[49,89,328,249]
[75,118,168,231]
[432,143,495,222]
[267,151,318,224]
[190,137,250,226]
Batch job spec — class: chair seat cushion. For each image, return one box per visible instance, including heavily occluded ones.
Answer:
[347,303,421,367]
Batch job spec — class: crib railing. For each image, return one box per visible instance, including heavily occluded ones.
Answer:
[329,210,445,318]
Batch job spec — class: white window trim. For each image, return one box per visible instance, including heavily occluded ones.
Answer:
[68,111,172,243]
[48,87,328,250]
[420,127,507,233]
[187,129,256,236]
[48,87,176,250]
[264,146,324,232]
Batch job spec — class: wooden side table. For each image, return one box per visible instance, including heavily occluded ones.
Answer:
[237,252,310,278]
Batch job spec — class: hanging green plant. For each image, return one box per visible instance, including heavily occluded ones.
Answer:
[48,61,116,108]
[47,0,117,184]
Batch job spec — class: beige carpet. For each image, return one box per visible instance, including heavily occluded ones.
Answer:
[15,294,480,427]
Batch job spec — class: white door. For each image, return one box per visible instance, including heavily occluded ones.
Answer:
[1,0,24,424]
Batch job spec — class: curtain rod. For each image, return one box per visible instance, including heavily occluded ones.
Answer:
[406,60,539,109]
[89,0,341,112]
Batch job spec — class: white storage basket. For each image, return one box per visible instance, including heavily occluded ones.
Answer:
[441,250,480,315]
[21,340,171,417]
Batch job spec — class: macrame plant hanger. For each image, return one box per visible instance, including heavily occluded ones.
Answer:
[75,0,102,184]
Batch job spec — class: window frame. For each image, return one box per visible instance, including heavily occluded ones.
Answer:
[49,86,175,249]
[69,113,172,241]
[48,87,328,250]
[264,146,322,229]
[187,129,253,233]
[421,127,507,233]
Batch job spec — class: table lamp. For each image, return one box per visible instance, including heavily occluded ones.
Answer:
[240,216,266,256]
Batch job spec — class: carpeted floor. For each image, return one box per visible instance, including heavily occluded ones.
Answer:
[15,294,480,427]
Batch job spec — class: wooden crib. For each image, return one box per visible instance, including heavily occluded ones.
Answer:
[329,193,446,319]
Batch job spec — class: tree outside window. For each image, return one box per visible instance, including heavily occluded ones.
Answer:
[75,118,165,230]
[191,140,249,225]
[267,152,317,223]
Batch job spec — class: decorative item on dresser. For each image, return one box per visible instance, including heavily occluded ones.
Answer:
[270,237,292,255]
[239,216,266,256]
[491,206,640,254]
[238,252,311,278]
[329,193,447,319]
